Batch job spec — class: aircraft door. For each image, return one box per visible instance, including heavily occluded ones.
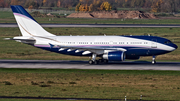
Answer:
[110,41,113,47]
[151,39,157,48]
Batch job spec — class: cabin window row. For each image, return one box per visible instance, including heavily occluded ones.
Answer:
[61,42,148,44]
[130,42,142,44]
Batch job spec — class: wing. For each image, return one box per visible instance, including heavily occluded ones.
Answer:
[51,44,127,55]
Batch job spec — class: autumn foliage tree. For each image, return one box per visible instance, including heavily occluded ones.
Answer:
[57,0,61,7]
[0,0,6,8]
[85,4,89,11]
[89,4,94,11]
[1,0,180,13]
[100,1,112,11]
[25,0,39,9]
[28,5,33,11]
[75,3,81,11]
[131,0,145,8]
[10,0,19,5]
[79,5,86,11]
[151,0,163,13]
[43,0,46,5]
[89,0,101,11]
[78,4,89,12]
[75,0,112,12]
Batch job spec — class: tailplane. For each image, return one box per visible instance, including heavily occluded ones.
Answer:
[11,5,55,37]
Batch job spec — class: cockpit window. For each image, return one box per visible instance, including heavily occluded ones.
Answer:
[164,41,172,44]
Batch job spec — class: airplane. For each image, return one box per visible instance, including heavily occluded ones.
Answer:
[7,5,178,64]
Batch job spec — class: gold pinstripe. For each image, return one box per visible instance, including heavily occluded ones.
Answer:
[17,21,60,43]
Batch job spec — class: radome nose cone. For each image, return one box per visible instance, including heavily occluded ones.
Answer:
[174,44,178,49]
[173,44,178,49]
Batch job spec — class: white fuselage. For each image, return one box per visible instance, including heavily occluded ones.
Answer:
[10,5,178,63]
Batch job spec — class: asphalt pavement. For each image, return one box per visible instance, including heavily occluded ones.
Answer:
[0,60,180,71]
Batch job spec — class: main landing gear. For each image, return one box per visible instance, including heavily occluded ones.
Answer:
[89,54,108,65]
[152,56,156,64]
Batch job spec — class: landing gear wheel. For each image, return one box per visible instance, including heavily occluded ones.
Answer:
[89,60,94,65]
[89,53,97,65]
[98,59,103,63]
[152,60,156,64]
[104,59,109,64]
[94,60,99,65]
[152,56,156,64]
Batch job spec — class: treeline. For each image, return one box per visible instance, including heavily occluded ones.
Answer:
[0,0,180,13]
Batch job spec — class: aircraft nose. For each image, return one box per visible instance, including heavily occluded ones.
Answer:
[174,44,178,49]
[172,43,178,50]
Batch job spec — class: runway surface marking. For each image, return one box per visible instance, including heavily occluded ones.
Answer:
[0,60,180,71]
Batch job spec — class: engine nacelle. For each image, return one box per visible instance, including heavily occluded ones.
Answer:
[103,51,125,61]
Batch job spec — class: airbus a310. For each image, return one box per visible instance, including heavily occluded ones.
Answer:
[7,5,178,64]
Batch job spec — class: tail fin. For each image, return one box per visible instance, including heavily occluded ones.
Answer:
[11,5,55,37]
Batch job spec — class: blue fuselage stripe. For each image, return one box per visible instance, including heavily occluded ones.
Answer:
[36,45,170,57]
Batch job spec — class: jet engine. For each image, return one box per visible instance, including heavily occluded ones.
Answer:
[103,51,125,61]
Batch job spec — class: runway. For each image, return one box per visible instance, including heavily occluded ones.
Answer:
[0,60,180,71]
[1,23,180,28]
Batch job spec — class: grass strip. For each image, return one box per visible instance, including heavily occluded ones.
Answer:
[0,99,62,101]
[0,68,179,75]
[0,69,180,100]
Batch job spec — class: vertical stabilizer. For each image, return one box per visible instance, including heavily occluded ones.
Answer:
[11,5,55,37]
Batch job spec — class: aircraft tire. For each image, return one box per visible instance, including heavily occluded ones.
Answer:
[104,59,109,64]
[152,60,156,64]
[89,60,94,65]
[98,59,103,63]
[94,60,99,65]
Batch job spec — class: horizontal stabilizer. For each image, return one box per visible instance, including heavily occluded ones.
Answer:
[4,38,11,40]
[5,36,36,44]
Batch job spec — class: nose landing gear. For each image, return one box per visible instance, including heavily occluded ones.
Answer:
[152,56,156,64]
